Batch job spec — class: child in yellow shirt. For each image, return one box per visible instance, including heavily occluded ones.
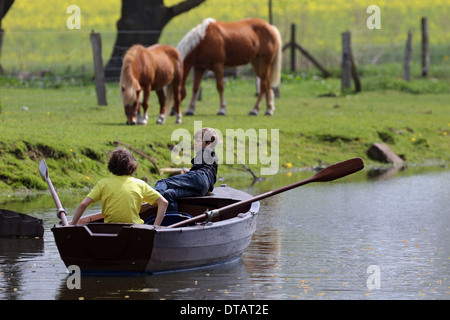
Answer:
[70,147,168,226]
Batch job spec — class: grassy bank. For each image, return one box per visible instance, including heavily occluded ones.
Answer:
[0,72,449,192]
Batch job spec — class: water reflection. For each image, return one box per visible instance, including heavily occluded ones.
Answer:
[0,238,44,299]
[0,167,449,300]
[57,259,251,300]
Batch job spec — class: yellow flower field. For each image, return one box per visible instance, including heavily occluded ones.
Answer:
[2,0,449,73]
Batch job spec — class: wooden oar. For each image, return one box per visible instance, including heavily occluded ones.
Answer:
[39,159,69,226]
[167,157,364,228]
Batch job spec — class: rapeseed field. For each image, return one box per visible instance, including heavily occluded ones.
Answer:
[2,0,449,73]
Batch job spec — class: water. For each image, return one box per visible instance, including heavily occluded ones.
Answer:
[1,168,449,300]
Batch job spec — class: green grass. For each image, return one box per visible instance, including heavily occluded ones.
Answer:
[0,1,448,193]
[1,70,449,192]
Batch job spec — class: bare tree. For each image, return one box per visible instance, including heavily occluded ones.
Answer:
[105,0,207,80]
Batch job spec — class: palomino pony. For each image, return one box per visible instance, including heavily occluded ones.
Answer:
[120,44,183,125]
[176,18,282,116]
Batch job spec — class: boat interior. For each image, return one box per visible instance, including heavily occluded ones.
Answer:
[77,186,255,227]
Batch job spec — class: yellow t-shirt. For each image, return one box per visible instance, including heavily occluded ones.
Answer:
[87,175,161,224]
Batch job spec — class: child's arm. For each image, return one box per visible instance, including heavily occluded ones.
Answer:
[70,197,93,225]
[153,196,168,227]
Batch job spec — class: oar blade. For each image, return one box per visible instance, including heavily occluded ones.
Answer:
[39,159,49,180]
[312,158,364,182]
[167,158,364,229]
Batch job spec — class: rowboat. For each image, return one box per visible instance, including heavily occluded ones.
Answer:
[0,209,44,238]
[40,157,364,275]
[51,185,260,274]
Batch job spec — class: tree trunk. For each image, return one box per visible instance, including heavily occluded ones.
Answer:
[0,0,15,75]
[105,0,206,81]
[0,0,14,28]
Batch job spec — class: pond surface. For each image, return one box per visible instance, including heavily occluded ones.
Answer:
[1,167,449,300]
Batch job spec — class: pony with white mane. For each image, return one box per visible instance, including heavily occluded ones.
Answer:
[120,44,183,125]
[176,17,282,116]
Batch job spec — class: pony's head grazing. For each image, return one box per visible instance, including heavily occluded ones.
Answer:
[120,49,142,125]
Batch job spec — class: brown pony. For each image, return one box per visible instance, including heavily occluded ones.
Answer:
[120,44,183,125]
[176,18,282,116]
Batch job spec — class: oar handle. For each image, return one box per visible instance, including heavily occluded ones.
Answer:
[47,177,69,226]
[39,159,69,226]
[167,158,364,228]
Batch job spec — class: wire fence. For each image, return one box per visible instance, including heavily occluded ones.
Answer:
[0,24,449,82]
[1,0,449,80]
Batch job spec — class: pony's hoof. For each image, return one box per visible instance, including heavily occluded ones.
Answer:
[156,115,166,125]
[217,109,226,116]
[264,111,274,116]
[137,115,148,125]
[126,121,136,125]
[248,110,259,116]
[175,115,182,124]
[170,109,177,116]
[185,108,195,116]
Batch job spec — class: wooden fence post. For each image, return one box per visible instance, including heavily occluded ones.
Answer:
[90,30,107,106]
[290,23,296,72]
[421,17,429,78]
[282,23,331,77]
[341,31,361,93]
[341,31,352,93]
[404,31,412,81]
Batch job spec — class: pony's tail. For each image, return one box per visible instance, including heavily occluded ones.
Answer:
[269,25,282,87]
[164,83,175,112]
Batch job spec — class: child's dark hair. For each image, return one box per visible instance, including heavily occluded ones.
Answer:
[108,147,138,176]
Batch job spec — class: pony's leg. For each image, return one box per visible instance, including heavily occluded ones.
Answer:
[264,79,275,116]
[250,62,274,116]
[211,65,226,115]
[173,84,182,124]
[186,67,205,116]
[264,88,275,115]
[156,89,166,124]
[138,89,150,125]
[249,63,265,116]
[249,93,263,116]
[252,77,274,114]
[249,80,266,116]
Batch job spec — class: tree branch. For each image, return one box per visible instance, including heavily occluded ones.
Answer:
[168,0,207,18]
